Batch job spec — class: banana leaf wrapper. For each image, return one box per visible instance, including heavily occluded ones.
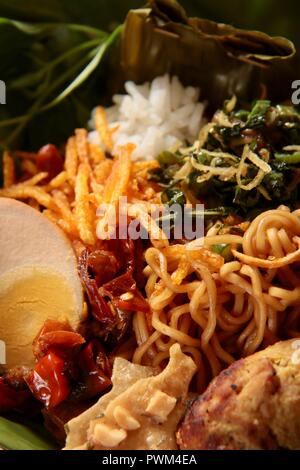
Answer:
[118,0,297,108]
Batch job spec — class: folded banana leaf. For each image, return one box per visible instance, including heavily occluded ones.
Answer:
[120,0,297,108]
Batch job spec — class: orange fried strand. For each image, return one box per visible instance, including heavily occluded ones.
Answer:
[103,144,134,204]
[74,163,96,245]
[75,129,89,165]
[3,151,16,188]
[94,106,113,152]
[65,136,78,183]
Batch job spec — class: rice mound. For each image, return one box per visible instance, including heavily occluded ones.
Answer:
[89,74,206,161]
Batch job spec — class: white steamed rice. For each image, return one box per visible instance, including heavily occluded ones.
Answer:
[89,74,206,161]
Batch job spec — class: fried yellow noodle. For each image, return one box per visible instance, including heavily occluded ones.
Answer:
[133,207,300,391]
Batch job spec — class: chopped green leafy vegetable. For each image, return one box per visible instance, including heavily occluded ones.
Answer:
[151,99,300,217]
[211,244,233,262]
[156,206,234,230]
[161,187,186,207]
[275,152,300,164]
[246,100,271,129]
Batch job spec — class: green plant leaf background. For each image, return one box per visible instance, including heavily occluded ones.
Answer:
[0,0,299,49]
[0,0,298,155]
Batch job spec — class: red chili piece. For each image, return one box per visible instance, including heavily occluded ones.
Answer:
[26,351,70,409]
[36,144,63,182]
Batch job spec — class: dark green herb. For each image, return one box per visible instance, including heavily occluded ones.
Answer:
[211,244,233,262]
[233,186,260,210]
[157,206,232,222]
[161,187,186,207]
[233,109,249,121]
[190,207,234,219]
[245,100,271,129]
[153,98,300,218]
[274,152,300,164]
[157,151,183,168]
[218,125,242,145]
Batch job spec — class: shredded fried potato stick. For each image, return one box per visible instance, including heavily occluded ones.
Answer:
[43,209,74,236]
[75,129,90,165]
[43,209,59,224]
[61,181,74,197]
[57,218,75,236]
[14,151,37,160]
[94,160,114,185]
[1,119,163,247]
[3,151,16,188]
[103,144,134,204]
[52,189,77,230]
[89,181,104,206]
[0,185,55,209]
[22,172,48,186]
[96,144,134,239]
[65,136,78,184]
[74,163,96,245]
[127,204,169,249]
[89,142,105,164]
[129,161,160,201]
[94,106,114,152]
[132,161,159,174]
[47,171,68,189]
[21,159,37,176]
[28,198,40,211]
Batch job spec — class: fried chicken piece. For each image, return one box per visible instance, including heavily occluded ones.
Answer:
[177,340,300,450]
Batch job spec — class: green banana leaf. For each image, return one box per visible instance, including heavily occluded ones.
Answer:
[0,0,297,153]
[0,19,122,154]
[120,0,297,109]
[0,0,143,29]
[0,416,57,450]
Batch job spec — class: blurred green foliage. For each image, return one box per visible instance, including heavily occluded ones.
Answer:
[183,0,300,50]
[0,0,298,152]
[0,0,299,50]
